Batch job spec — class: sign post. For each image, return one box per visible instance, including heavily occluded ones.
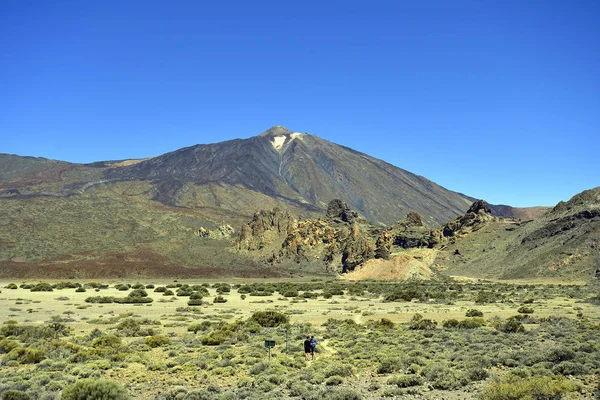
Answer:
[264,340,275,362]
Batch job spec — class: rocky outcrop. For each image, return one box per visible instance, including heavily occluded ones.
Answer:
[196,224,235,239]
[375,230,393,259]
[442,200,495,238]
[326,199,358,223]
[390,212,438,249]
[342,223,374,272]
[236,209,296,251]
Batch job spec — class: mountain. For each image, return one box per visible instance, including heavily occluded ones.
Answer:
[101,126,474,226]
[0,126,555,278]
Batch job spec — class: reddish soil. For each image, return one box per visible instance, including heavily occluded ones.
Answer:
[0,250,288,279]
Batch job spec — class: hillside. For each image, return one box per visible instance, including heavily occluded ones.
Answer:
[434,187,600,280]
[0,127,569,279]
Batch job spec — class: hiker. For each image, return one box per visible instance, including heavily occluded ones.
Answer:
[310,335,318,360]
[304,336,312,360]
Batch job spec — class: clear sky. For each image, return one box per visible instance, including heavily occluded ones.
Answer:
[1,1,598,207]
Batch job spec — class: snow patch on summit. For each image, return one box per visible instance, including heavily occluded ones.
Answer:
[271,136,286,151]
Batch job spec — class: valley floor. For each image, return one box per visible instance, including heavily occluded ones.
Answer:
[0,279,599,399]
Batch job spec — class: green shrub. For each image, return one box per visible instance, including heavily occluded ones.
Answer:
[482,375,578,400]
[91,335,122,349]
[201,332,226,346]
[75,287,86,293]
[249,311,289,327]
[497,317,525,333]
[216,286,231,294]
[325,363,354,377]
[443,319,460,329]
[30,283,53,292]
[213,296,227,303]
[154,286,167,292]
[517,306,534,314]
[387,374,423,388]
[144,335,172,348]
[281,289,299,297]
[0,390,33,400]
[85,296,114,303]
[6,347,46,363]
[325,375,344,386]
[0,338,20,353]
[61,379,130,400]
[189,292,204,300]
[372,318,395,329]
[444,318,485,329]
[377,357,402,374]
[5,283,18,289]
[187,321,211,334]
[409,314,436,330]
[114,296,152,304]
[466,309,483,317]
[320,387,362,400]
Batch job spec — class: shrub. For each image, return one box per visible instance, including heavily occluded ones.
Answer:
[444,318,485,329]
[201,332,226,346]
[517,306,534,314]
[188,321,211,334]
[154,286,167,292]
[281,289,299,298]
[377,357,402,374]
[144,335,172,348]
[216,286,231,294]
[466,309,483,317]
[30,283,53,292]
[113,296,153,304]
[115,318,143,336]
[189,292,204,300]
[213,296,227,303]
[75,287,86,293]
[0,390,33,400]
[372,318,395,329]
[387,374,423,388]
[85,296,114,304]
[482,375,578,400]
[249,311,289,327]
[443,319,460,329]
[320,387,361,400]
[61,379,130,400]
[91,335,122,349]
[409,314,436,330]
[5,283,18,289]
[497,317,525,333]
[6,347,46,363]
[325,363,354,378]
[325,375,344,386]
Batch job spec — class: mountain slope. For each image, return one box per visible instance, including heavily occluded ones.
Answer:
[433,187,600,280]
[0,126,561,279]
[102,126,474,226]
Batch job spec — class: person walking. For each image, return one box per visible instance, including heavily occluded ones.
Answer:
[303,336,312,360]
[310,335,318,360]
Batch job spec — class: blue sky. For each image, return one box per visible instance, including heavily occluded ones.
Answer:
[1,0,598,207]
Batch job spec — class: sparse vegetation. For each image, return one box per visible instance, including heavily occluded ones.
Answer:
[0,279,597,399]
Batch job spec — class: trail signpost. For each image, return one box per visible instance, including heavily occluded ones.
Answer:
[264,340,275,362]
